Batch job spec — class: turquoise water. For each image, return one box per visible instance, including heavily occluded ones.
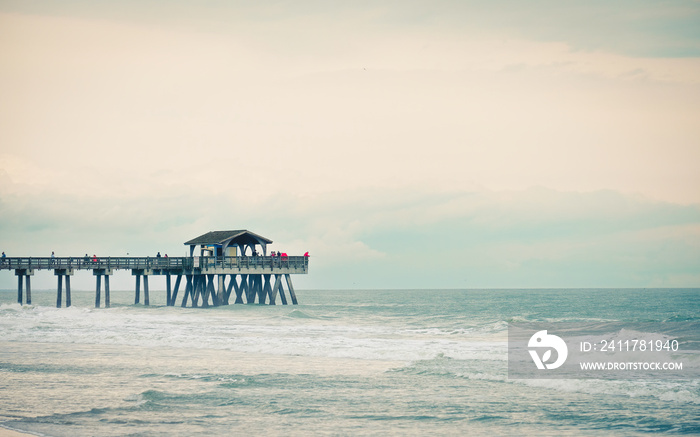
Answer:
[1,288,698,435]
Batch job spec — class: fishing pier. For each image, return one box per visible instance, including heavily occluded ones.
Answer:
[1,230,308,308]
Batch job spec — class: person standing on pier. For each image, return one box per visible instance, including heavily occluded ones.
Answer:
[51,251,56,265]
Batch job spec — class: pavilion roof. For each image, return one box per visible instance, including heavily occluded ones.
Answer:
[184,230,273,247]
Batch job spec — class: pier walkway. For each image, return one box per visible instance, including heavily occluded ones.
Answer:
[1,255,308,308]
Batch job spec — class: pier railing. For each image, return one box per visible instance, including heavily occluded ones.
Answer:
[0,256,308,273]
[197,255,308,271]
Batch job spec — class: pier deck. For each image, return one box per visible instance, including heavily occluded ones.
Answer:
[0,256,308,274]
[2,256,308,308]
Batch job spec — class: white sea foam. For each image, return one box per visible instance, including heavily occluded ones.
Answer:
[0,302,507,362]
[520,378,700,404]
[1,288,698,436]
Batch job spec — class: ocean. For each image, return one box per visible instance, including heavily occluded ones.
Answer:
[0,288,698,436]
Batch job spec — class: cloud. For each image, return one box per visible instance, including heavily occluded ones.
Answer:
[2,11,699,203]
[4,1,699,58]
[2,185,697,289]
[0,4,698,291]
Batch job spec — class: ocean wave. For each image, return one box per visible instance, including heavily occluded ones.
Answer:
[392,353,507,382]
[284,309,318,319]
[519,378,700,405]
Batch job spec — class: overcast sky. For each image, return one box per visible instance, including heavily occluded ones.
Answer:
[1,1,699,290]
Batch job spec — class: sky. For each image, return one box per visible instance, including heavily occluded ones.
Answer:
[1,0,699,290]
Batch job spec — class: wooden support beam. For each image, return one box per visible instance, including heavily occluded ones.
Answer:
[277,274,288,305]
[181,274,193,307]
[190,275,198,307]
[202,274,213,307]
[235,275,246,304]
[13,269,34,305]
[17,274,22,304]
[192,275,202,307]
[285,274,298,305]
[246,275,256,304]
[217,274,225,305]
[201,275,209,307]
[270,274,282,305]
[171,275,182,306]
[54,269,73,308]
[198,275,207,306]
[254,275,260,304]
[135,274,141,305]
[104,275,110,308]
[256,275,267,304]
[263,274,272,305]
[57,275,63,308]
[143,275,150,306]
[95,274,102,308]
[166,275,172,307]
[65,275,71,308]
[224,274,235,305]
[25,275,31,305]
[215,278,221,306]
[199,275,206,306]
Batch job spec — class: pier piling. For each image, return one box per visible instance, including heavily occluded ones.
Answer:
[95,274,101,308]
[135,274,141,304]
[15,269,33,305]
[57,275,63,308]
[143,275,150,306]
[66,275,71,307]
[17,274,22,304]
[166,275,172,306]
[55,269,74,308]
[105,274,110,308]
[94,269,112,308]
